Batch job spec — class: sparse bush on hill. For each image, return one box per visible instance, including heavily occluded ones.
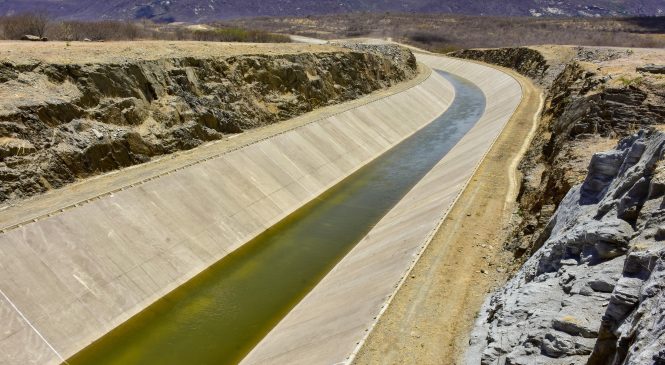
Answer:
[49,20,142,41]
[1,11,49,39]
[0,13,290,43]
[191,27,290,42]
[407,31,448,45]
[344,24,372,37]
[229,13,665,50]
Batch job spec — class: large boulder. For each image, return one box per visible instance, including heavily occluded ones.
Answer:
[637,64,665,74]
[20,34,47,41]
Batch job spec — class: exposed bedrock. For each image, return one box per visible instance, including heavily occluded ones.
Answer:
[456,46,665,259]
[0,45,416,203]
[450,48,552,86]
[468,129,665,365]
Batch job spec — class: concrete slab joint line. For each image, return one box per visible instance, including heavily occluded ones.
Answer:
[0,289,66,364]
[240,54,523,365]
[0,56,453,365]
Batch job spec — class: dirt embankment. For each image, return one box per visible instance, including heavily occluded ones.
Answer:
[456,46,665,364]
[0,41,416,204]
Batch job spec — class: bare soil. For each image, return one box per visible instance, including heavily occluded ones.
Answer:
[353,63,543,365]
[0,40,344,65]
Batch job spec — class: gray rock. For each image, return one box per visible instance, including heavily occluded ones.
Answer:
[91,128,104,140]
[541,331,594,357]
[552,314,599,338]
[449,47,553,87]
[561,258,578,266]
[637,64,665,74]
[467,130,665,365]
[588,274,618,293]
[580,150,624,202]
[20,34,42,41]
[606,277,643,319]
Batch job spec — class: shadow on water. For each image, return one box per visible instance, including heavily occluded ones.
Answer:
[66,71,486,365]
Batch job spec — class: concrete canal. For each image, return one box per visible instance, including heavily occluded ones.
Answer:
[66,71,485,365]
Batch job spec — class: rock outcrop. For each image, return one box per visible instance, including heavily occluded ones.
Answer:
[458,46,665,365]
[637,64,665,75]
[456,46,665,259]
[450,48,552,86]
[20,35,47,42]
[0,45,416,203]
[467,129,665,365]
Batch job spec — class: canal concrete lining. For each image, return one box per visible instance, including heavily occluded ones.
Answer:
[0,64,455,363]
[239,54,522,365]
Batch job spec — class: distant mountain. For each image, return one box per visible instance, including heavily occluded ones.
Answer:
[0,0,663,21]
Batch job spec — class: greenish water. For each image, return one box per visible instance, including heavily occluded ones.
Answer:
[66,71,485,365]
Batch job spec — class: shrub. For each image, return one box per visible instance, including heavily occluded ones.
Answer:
[47,20,142,41]
[192,28,290,43]
[227,13,665,50]
[1,12,49,39]
[0,14,291,43]
[408,31,448,45]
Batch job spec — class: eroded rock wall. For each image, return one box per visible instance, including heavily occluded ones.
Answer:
[0,45,416,203]
[468,130,665,365]
[456,46,665,258]
[450,48,551,86]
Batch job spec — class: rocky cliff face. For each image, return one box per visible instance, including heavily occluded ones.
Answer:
[458,46,665,364]
[0,45,416,203]
[450,48,551,86]
[455,46,665,258]
[467,129,665,365]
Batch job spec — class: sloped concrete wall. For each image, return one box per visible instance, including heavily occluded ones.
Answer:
[0,66,455,364]
[240,54,523,365]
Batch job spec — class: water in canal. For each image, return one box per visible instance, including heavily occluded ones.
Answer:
[66,71,486,365]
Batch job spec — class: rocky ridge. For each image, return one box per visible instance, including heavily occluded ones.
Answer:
[0,44,416,204]
[456,46,665,364]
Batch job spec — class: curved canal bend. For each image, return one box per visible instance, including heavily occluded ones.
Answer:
[67,71,486,365]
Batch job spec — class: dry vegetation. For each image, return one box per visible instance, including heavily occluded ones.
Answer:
[3,11,662,49]
[230,13,665,51]
[189,25,290,43]
[0,13,290,42]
